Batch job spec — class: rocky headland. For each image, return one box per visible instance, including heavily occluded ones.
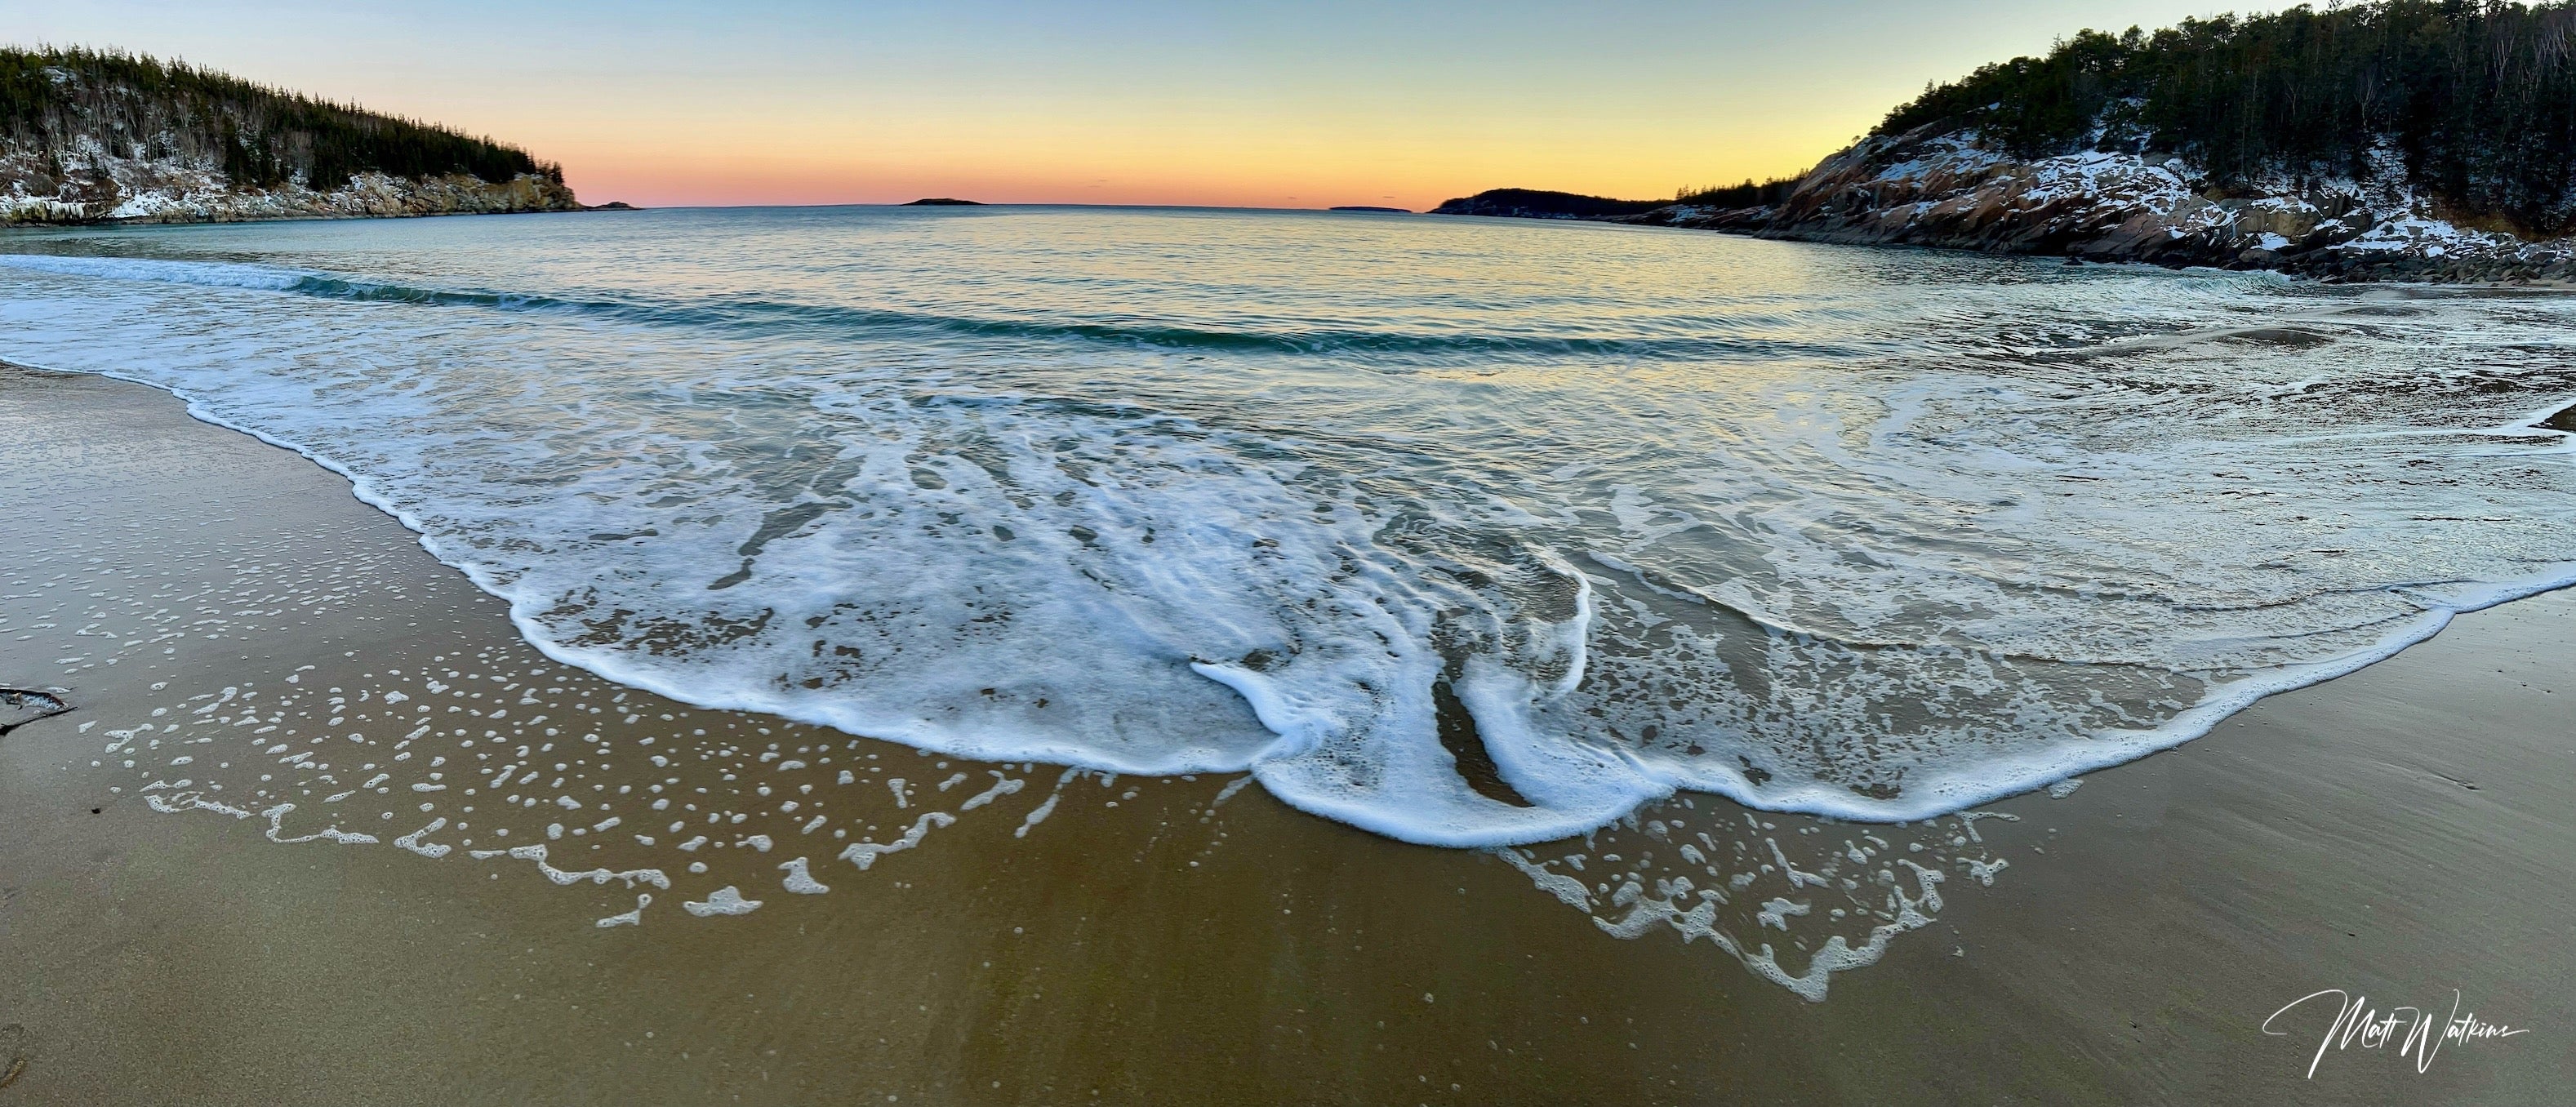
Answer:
[1625,129,2576,282]
[1437,2,2576,283]
[0,47,579,226]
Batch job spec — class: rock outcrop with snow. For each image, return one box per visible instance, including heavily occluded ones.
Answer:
[1,137,576,225]
[0,49,579,226]
[1625,124,2576,282]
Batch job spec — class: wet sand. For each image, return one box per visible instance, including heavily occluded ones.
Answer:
[2,363,2569,1105]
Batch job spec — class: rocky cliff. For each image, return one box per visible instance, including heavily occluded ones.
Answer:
[1627,126,2576,282]
[1,47,580,225]
[2,144,578,225]
[1441,122,2576,283]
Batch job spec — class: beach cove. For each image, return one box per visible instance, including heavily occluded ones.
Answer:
[3,338,2570,1102]
[9,2,2576,1100]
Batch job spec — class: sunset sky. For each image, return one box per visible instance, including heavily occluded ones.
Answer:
[3,1,2253,210]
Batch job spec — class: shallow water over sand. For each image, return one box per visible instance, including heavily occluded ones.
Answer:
[0,363,2048,1007]
[1,207,2571,847]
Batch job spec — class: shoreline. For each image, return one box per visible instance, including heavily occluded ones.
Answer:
[4,364,2570,1103]
[1433,209,2576,288]
[0,205,612,232]
[13,351,2570,834]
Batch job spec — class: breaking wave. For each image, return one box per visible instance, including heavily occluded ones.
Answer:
[0,250,1842,365]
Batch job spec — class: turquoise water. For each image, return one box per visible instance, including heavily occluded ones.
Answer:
[3,205,2572,845]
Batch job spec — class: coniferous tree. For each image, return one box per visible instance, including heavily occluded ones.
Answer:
[1880,1,2576,234]
[1,46,562,192]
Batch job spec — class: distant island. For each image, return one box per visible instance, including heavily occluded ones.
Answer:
[1328,205,1411,213]
[0,47,578,225]
[1436,1,2576,282]
[903,198,983,206]
[1427,189,1662,220]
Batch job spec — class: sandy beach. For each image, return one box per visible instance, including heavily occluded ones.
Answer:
[2,362,2569,1105]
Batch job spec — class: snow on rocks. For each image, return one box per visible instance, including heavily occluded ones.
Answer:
[1626,125,2576,283]
[2,136,577,227]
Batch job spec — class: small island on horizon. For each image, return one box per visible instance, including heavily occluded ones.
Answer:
[902,198,983,206]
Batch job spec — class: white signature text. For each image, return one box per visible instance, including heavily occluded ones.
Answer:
[2262,989,2529,1078]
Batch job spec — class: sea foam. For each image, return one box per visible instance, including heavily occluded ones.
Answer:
[2,207,2570,847]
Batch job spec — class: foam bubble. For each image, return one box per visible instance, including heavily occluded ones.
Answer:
[682,886,763,917]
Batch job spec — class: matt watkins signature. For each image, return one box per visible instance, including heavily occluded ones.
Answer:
[2263,989,2530,1078]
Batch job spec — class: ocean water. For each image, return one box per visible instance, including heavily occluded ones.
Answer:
[3,206,2571,847]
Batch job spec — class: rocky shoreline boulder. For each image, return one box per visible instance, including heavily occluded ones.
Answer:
[50,170,585,225]
[1614,126,2576,282]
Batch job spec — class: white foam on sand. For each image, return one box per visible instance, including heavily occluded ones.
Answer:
[5,231,2572,847]
[682,886,763,918]
[778,857,830,895]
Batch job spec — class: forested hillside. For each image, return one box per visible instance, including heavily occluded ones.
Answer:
[1878,1,2576,235]
[0,46,576,224]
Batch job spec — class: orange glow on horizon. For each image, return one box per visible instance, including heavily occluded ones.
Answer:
[4,0,2257,214]
[526,104,1863,212]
